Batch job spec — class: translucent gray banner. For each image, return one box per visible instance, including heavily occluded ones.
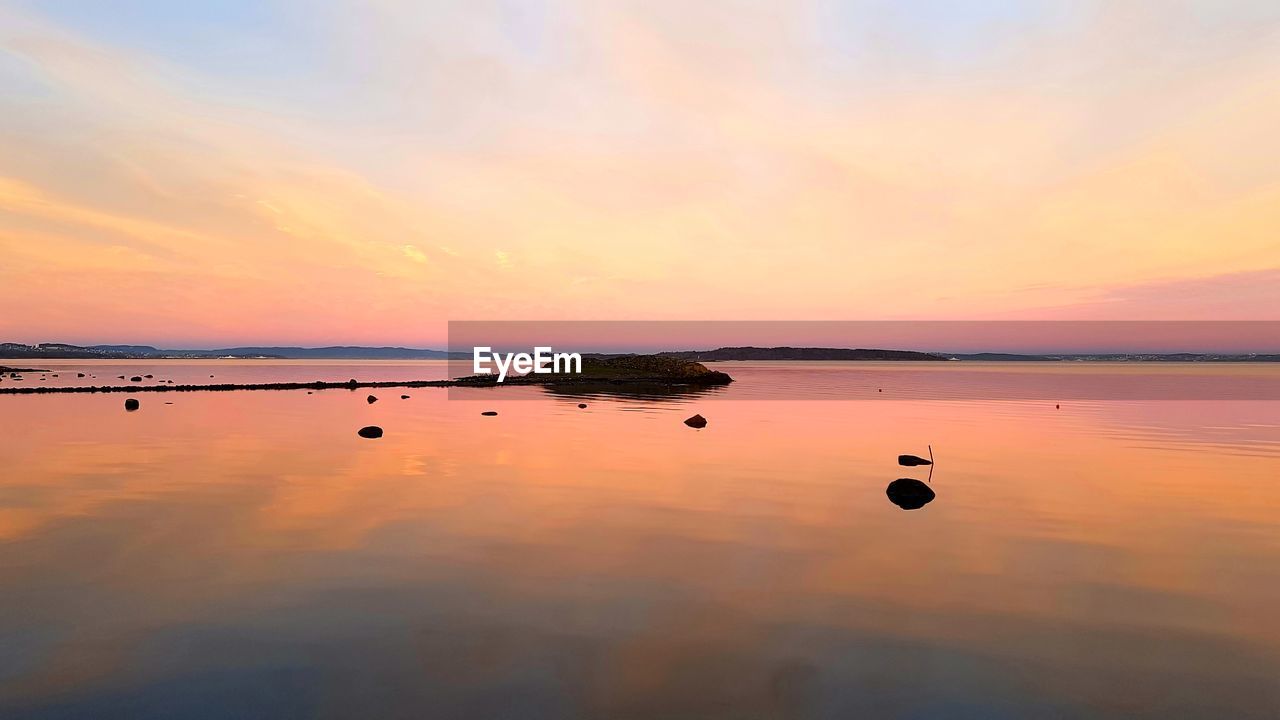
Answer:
[445,321,1280,400]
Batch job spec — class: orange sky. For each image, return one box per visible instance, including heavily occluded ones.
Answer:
[1,1,1278,346]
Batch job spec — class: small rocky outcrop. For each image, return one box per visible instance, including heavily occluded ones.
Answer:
[684,414,708,428]
[578,403,587,408]
[124,398,140,411]
[130,376,142,382]
[898,454,932,467]
[367,395,378,404]
[481,411,498,416]
[886,478,935,510]
[357,426,383,439]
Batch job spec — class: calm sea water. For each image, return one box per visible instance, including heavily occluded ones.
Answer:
[1,360,1279,718]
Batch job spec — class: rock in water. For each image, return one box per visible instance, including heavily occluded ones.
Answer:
[124,398,140,411]
[357,426,383,439]
[886,478,935,510]
[130,376,143,382]
[578,403,587,408]
[77,373,85,377]
[367,395,378,404]
[481,411,498,416]
[898,454,932,466]
[684,414,708,428]
[401,395,410,399]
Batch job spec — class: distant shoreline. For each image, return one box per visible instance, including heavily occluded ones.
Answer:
[3,342,1278,363]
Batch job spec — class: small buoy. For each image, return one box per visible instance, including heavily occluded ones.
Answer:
[1055,404,1060,409]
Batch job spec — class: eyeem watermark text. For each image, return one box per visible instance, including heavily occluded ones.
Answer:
[472,347,582,382]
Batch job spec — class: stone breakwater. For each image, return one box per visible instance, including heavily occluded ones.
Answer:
[0,356,732,395]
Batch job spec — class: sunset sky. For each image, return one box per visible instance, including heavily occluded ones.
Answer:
[1,1,1278,347]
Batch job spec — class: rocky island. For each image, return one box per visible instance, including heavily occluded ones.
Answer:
[454,354,732,387]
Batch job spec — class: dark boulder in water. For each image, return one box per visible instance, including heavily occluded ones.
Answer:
[367,395,378,404]
[77,373,85,378]
[578,403,587,408]
[886,478,935,510]
[481,411,498,416]
[357,425,383,439]
[898,454,932,467]
[684,414,708,428]
[401,394,410,399]
[144,374,153,379]
[124,398,140,411]
[130,376,143,382]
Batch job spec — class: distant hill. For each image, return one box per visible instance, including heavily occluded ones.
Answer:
[211,346,466,359]
[0,342,464,360]
[656,346,949,361]
[945,352,1056,361]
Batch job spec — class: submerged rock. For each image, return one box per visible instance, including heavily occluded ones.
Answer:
[886,478,935,510]
[367,394,378,404]
[357,425,383,439]
[684,414,708,429]
[124,398,140,411]
[898,454,932,467]
[481,411,498,416]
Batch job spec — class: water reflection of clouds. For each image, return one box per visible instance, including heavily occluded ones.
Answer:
[2,366,1280,716]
